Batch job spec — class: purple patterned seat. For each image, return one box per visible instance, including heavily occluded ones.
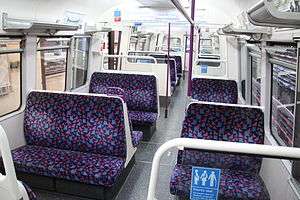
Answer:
[170,103,270,200]
[170,165,269,200]
[14,146,125,187]
[11,91,131,187]
[89,72,158,126]
[172,56,183,78]
[90,86,126,102]
[169,59,177,88]
[192,78,238,104]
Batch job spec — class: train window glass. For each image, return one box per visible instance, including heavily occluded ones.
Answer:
[70,37,90,89]
[0,38,22,117]
[36,37,70,91]
[251,56,262,106]
[271,63,296,147]
[162,36,182,52]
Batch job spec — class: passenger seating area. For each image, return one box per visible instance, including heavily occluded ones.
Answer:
[9,91,139,200]
[192,78,238,104]
[170,103,270,200]
[89,72,159,140]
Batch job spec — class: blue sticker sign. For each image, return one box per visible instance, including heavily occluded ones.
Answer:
[190,167,221,200]
[201,65,208,74]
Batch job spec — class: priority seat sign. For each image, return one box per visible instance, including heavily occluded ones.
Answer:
[190,167,221,200]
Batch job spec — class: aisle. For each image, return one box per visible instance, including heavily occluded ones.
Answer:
[36,78,188,200]
[116,78,188,200]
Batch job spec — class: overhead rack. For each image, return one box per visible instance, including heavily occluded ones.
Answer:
[247,0,300,28]
[220,23,271,37]
[2,13,79,34]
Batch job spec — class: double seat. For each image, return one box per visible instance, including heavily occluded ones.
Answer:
[89,72,159,141]
[9,91,141,200]
[170,102,270,200]
[192,78,238,104]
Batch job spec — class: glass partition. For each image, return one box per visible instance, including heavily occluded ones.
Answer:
[250,52,262,106]
[71,37,90,89]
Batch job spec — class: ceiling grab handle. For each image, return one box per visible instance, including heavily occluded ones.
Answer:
[147,138,300,200]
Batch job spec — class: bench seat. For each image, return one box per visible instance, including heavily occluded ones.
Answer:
[170,164,269,200]
[129,111,158,125]
[12,145,125,187]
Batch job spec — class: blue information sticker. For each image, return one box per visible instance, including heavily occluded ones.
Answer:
[201,65,208,74]
[190,167,221,200]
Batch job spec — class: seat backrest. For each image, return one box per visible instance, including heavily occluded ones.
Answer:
[172,56,182,75]
[192,78,238,104]
[91,86,127,102]
[178,103,264,173]
[169,59,177,85]
[24,91,127,158]
[90,72,158,113]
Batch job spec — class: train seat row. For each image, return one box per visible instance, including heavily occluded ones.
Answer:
[7,91,139,200]
[89,71,159,141]
[170,102,270,200]
[191,78,238,104]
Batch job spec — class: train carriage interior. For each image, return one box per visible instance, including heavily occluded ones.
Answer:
[2,0,300,200]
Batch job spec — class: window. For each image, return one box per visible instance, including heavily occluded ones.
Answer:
[269,46,297,147]
[71,37,90,89]
[37,37,70,91]
[0,38,22,117]
[251,55,262,106]
[162,36,182,52]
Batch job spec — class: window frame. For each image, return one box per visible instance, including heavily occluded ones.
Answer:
[0,37,24,118]
[36,36,71,91]
[269,58,297,147]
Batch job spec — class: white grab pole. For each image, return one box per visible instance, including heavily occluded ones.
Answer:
[147,138,300,200]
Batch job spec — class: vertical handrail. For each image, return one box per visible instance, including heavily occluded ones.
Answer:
[187,0,196,96]
[165,23,171,118]
[183,34,188,80]
[146,138,300,200]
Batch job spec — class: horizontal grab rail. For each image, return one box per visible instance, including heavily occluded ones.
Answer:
[102,54,158,64]
[197,59,227,63]
[147,138,300,200]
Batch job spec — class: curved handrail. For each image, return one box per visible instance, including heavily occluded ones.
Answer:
[147,138,300,200]
[0,126,23,200]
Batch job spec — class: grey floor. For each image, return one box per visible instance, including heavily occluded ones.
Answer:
[35,78,188,200]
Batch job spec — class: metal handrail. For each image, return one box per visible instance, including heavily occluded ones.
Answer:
[147,138,300,200]
[102,54,158,64]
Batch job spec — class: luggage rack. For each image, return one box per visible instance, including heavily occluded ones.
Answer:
[247,0,300,28]
[219,23,271,41]
[2,13,79,34]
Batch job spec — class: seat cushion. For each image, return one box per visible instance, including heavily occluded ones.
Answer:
[132,131,143,147]
[13,145,125,187]
[129,111,158,125]
[22,182,37,200]
[170,165,270,200]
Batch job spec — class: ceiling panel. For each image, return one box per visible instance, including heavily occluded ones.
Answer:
[136,0,174,8]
